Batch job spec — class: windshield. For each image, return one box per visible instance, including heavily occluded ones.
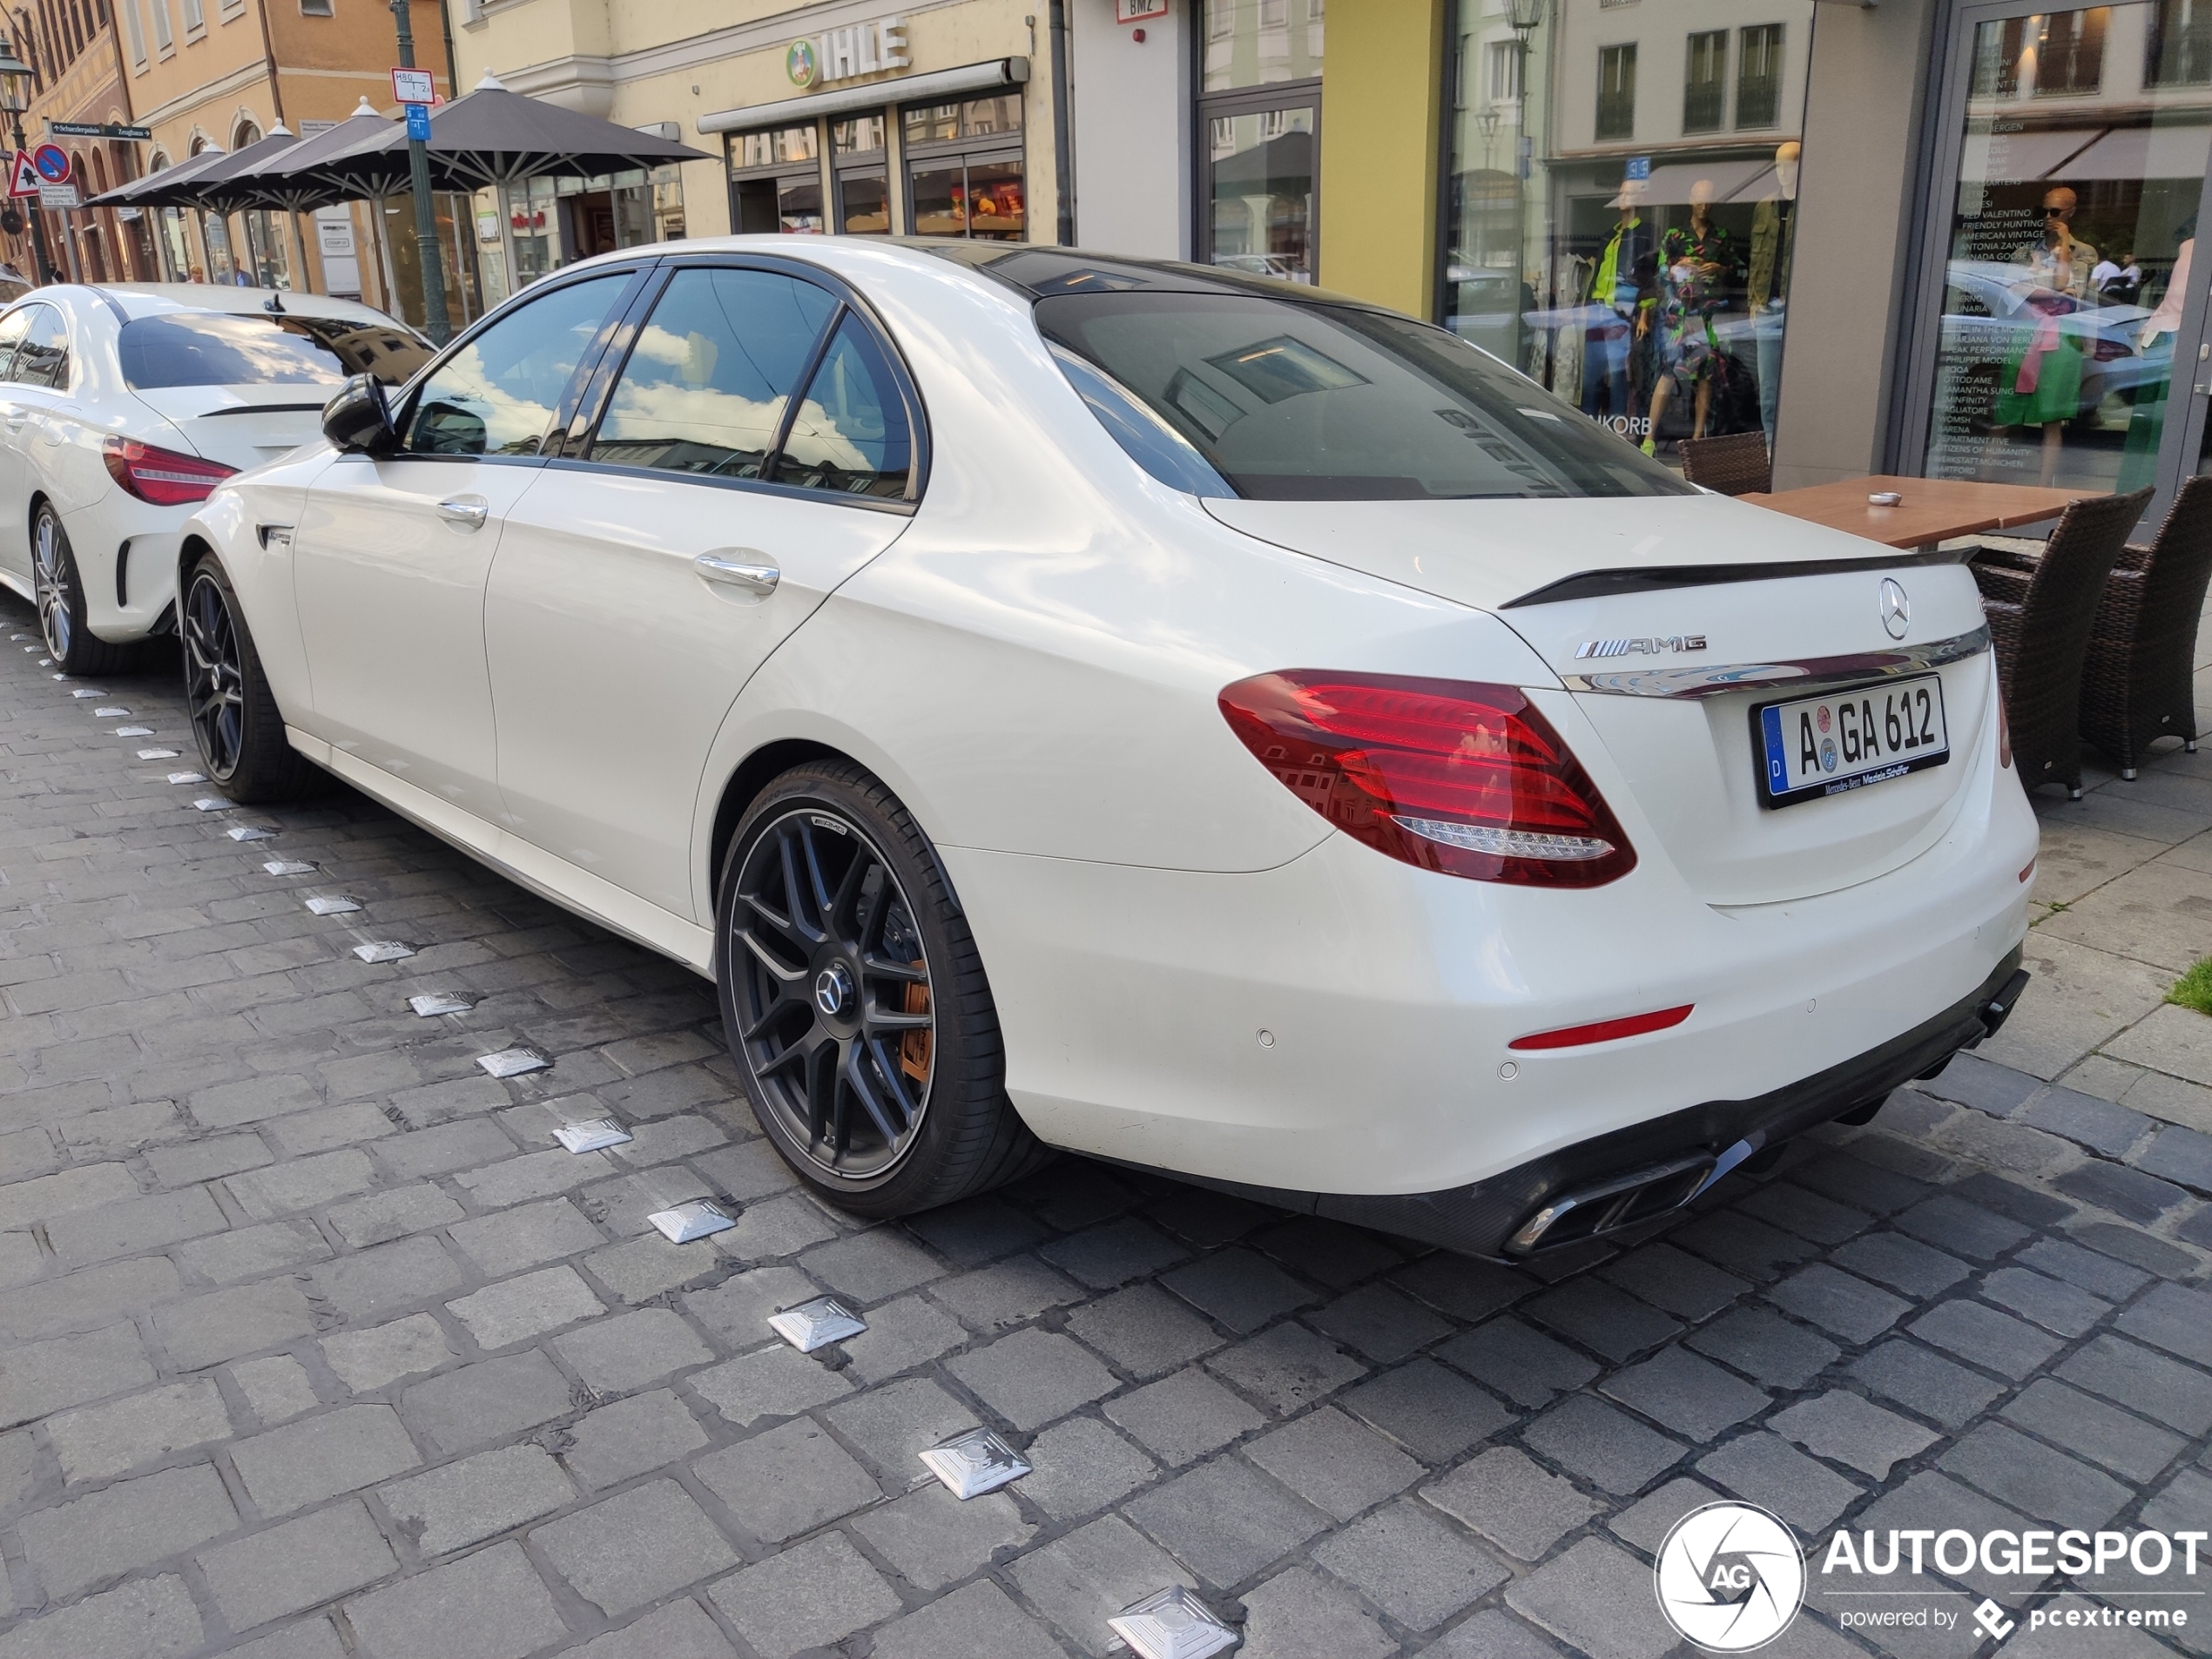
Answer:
[1037,291,1694,501]
[119,310,431,390]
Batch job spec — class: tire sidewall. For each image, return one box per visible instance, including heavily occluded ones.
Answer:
[714,765,994,1207]
[34,504,78,663]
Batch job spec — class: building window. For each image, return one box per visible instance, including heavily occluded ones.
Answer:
[120,0,145,62]
[1204,0,1323,92]
[833,115,887,234]
[1485,39,1520,104]
[903,95,1024,239]
[179,0,200,31]
[1596,43,1635,139]
[2035,7,2107,93]
[728,122,824,235]
[1737,24,1783,126]
[148,0,170,52]
[300,0,332,14]
[2149,0,2212,82]
[1683,30,1726,132]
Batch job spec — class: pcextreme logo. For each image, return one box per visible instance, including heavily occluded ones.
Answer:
[1655,1502,1806,1651]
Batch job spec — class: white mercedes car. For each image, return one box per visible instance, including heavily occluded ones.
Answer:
[0,282,428,674]
[177,240,2037,1258]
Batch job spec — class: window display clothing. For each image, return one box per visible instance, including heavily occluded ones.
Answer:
[1656,220,1739,389]
[1580,209,1654,421]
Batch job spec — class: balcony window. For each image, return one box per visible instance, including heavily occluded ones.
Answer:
[1683,30,1726,132]
[1737,24,1783,126]
[1596,43,1636,140]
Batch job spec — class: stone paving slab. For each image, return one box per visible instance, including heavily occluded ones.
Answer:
[0,597,2209,1657]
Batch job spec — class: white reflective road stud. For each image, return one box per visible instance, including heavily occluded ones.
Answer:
[68,688,105,698]
[167,772,206,785]
[138,749,179,759]
[767,1296,867,1352]
[92,707,129,718]
[114,726,153,737]
[353,942,415,963]
[553,1118,632,1153]
[264,860,315,875]
[646,1200,734,1244]
[227,826,277,842]
[409,992,475,1017]
[919,1429,1031,1499]
[1108,1588,1240,1659]
[304,896,361,915]
[476,1047,550,1078]
[192,798,230,813]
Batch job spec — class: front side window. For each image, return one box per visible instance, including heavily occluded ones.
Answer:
[590,267,836,478]
[1041,291,1695,500]
[0,308,32,381]
[401,273,631,457]
[13,306,69,388]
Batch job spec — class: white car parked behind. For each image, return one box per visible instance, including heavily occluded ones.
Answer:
[0,282,429,674]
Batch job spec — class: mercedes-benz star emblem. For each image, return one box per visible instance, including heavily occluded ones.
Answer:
[1654,1501,1805,1652]
[1879,577,1911,640]
[813,964,853,1017]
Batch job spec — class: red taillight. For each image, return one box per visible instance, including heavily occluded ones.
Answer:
[1510,1005,1694,1050]
[102,436,235,506]
[1218,671,1637,887]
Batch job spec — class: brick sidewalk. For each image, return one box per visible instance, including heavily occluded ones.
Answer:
[0,589,2207,1659]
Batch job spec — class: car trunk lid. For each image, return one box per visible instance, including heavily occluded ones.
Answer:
[130,384,334,472]
[1205,495,1999,906]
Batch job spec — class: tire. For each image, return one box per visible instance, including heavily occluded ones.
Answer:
[181,552,315,803]
[715,759,1050,1218]
[33,502,134,677]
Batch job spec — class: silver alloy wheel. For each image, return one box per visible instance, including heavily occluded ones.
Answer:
[32,509,70,660]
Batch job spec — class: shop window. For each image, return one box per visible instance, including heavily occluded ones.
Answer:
[729,121,826,235]
[1596,44,1636,140]
[1203,0,1322,92]
[2148,0,2212,83]
[902,97,1025,241]
[834,117,889,234]
[1736,24,1782,127]
[1683,31,1726,134]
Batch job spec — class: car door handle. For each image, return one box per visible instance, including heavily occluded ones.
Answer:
[436,496,490,529]
[693,553,779,595]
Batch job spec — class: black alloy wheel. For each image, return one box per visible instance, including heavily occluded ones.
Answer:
[729,804,937,1181]
[184,566,247,781]
[716,760,1049,1216]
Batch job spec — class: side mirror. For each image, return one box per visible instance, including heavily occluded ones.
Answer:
[322,374,395,455]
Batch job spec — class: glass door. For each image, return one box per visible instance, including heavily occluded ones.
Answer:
[1908,0,2212,523]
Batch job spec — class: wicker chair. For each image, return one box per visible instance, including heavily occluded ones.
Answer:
[1970,485,2153,799]
[1677,431,1771,496]
[2077,476,2212,778]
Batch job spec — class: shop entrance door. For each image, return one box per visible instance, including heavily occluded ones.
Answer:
[1902,0,2212,529]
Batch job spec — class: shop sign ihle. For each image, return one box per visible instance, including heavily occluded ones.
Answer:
[787,16,909,89]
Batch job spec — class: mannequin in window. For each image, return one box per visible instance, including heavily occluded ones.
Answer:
[1580,179,1652,425]
[1997,186,2098,484]
[1748,139,1798,446]
[2119,224,2193,490]
[1641,178,1739,455]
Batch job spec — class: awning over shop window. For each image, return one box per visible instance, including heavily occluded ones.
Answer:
[700,57,1030,134]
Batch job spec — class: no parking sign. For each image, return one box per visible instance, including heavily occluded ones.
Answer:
[30,145,68,185]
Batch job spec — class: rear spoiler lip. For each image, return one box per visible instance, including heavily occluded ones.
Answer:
[1498,545,1970,609]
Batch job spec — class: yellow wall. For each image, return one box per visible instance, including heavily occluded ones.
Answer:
[1316,0,1446,317]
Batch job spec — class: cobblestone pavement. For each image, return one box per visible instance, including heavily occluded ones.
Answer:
[2,587,2210,1659]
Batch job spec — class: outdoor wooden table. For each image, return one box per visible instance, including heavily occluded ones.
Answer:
[1737,475,2100,550]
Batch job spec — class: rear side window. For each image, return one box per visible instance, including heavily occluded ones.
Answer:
[11,305,68,390]
[1037,292,1695,502]
[402,273,632,457]
[778,314,913,499]
[591,267,836,479]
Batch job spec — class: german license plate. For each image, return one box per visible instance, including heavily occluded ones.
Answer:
[1755,674,1949,808]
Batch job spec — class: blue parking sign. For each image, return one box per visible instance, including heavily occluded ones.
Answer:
[405,103,431,141]
[1625,156,1650,180]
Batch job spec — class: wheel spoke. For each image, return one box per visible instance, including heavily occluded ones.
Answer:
[776,829,826,946]
[843,1044,905,1145]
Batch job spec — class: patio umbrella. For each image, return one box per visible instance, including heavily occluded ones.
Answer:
[225,101,401,300]
[89,145,236,283]
[171,128,305,287]
[291,72,707,297]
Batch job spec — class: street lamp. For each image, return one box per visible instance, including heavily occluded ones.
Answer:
[0,33,52,284]
[1505,0,1544,370]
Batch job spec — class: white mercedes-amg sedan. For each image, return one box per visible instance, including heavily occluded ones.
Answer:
[176,240,2037,1258]
[0,282,428,674]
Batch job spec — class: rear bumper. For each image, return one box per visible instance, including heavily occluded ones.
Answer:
[1178,948,2027,1259]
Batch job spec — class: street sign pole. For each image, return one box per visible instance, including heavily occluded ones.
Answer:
[388,0,449,344]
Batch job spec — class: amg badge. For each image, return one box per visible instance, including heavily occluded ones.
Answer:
[1575,634,1709,659]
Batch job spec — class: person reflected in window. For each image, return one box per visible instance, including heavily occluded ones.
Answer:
[1580,179,1652,428]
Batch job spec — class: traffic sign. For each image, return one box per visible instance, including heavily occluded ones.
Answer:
[46,120,150,139]
[30,144,69,185]
[37,183,77,210]
[391,67,435,105]
[6,151,37,199]
[404,103,431,142]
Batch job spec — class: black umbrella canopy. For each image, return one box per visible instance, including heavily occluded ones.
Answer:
[231,101,398,211]
[174,129,302,213]
[303,72,708,196]
[91,143,231,209]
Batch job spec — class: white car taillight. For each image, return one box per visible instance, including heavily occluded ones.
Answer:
[1218,671,1637,887]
